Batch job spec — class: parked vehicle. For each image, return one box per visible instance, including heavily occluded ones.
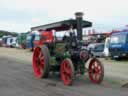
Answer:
[87,43,97,51]
[10,37,17,48]
[1,36,7,47]
[15,38,20,48]
[1,35,12,47]
[6,37,13,47]
[17,33,28,49]
[109,31,128,59]
[87,43,104,57]
[103,37,110,59]
[0,38,2,47]
[5,37,16,48]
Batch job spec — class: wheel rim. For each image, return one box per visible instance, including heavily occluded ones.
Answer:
[88,58,104,84]
[61,59,72,85]
[33,47,45,78]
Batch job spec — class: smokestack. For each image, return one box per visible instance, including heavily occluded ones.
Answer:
[75,12,84,40]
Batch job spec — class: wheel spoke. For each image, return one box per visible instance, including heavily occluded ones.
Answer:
[93,74,96,80]
[94,61,98,67]
[40,55,44,67]
[96,74,100,80]
[36,67,41,74]
[40,55,44,61]
[91,64,94,69]
[65,64,71,75]
[36,48,40,56]
[66,74,71,81]
[97,66,101,74]
[63,62,67,70]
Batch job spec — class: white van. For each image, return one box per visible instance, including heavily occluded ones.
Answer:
[6,37,13,47]
[11,37,17,47]
[6,37,17,48]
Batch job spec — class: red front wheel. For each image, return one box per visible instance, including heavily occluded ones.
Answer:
[88,58,104,84]
[61,58,74,86]
[33,45,50,78]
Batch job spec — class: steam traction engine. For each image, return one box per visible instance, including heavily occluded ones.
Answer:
[31,12,104,85]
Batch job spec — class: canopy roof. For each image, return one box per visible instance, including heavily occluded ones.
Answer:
[31,19,92,32]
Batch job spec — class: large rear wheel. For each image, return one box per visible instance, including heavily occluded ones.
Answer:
[33,45,50,78]
[88,58,104,84]
[61,58,75,86]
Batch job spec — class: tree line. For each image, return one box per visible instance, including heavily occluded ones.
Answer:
[0,30,18,38]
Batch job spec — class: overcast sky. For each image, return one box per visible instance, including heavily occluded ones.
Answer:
[0,0,128,33]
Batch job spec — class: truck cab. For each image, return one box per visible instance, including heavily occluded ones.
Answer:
[109,31,128,59]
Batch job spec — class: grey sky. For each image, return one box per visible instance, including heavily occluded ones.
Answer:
[0,0,128,33]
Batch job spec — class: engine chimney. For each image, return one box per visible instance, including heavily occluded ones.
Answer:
[75,12,84,40]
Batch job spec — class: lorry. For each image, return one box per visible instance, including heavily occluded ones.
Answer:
[109,30,128,59]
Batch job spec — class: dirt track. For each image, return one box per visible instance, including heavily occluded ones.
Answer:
[0,47,128,96]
